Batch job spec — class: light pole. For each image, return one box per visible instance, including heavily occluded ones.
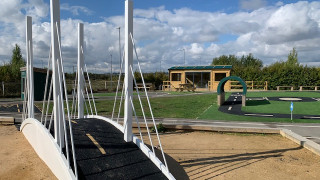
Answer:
[117,27,121,69]
[110,54,113,92]
[178,48,185,66]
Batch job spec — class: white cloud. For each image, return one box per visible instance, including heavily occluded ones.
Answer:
[61,3,93,16]
[1,1,320,72]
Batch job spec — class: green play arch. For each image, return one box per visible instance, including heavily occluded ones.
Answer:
[217,76,247,106]
[217,76,247,95]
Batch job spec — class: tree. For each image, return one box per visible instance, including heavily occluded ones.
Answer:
[240,53,263,68]
[286,48,298,66]
[10,44,25,80]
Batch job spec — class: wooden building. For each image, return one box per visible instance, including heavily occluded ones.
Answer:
[163,65,232,91]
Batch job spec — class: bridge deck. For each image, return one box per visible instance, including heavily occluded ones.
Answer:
[72,118,167,180]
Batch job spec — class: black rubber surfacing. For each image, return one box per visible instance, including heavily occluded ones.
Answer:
[72,118,167,180]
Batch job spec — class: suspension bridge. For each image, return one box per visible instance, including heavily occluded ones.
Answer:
[20,0,175,179]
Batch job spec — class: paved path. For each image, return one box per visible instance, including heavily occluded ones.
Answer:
[156,118,320,144]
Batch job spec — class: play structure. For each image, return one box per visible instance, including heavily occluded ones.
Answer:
[217,76,247,107]
[20,0,175,179]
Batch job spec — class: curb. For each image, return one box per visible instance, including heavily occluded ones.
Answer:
[0,116,15,125]
[280,129,320,156]
[164,124,281,134]
[132,123,320,157]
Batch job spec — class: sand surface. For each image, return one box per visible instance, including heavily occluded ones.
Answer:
[138,130,320,180]
[0,125,56,180]
[1,125,320,180]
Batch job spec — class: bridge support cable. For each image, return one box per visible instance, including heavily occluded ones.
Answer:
[71,70,78,119]
[112,49,125,121]
[48,107,54,131]
[130,33,169,171]
[41,45,52,123]
[80,68,93,116]
[130,95,144,143]
[84,64,97,115]
[22,79,28,121]
[130,65,155,153]
[81,88,89,116]
[117,83,125,124]
[55,21,78,177]
[44,78,53,127]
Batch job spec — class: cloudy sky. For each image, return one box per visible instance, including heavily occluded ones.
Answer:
[0,0,320,73]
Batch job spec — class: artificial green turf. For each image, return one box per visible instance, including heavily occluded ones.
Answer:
[243,91,320,116]
[243,100,320,115]
[37,91,320,123]
[246,91,320,98]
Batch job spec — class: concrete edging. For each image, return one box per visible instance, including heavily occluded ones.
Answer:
[0,116,15,125]
[280,129,320,156]
[134,123,320,157]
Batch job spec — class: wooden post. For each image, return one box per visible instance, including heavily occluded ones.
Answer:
[265,81,268,91]
[2,82,4,96]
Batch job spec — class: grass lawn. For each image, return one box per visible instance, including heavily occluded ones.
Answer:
[94,92,319,123]
[37,91,320,123]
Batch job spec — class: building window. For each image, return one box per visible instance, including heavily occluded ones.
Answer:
[185,72,211,88]
[215,73,226,81]
[171,73,181,81]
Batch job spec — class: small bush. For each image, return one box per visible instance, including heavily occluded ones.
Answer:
[151,123,167,133]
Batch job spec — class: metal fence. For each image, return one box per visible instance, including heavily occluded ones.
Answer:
[0,81,21,98]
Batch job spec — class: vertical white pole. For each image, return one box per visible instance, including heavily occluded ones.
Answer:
[124,0,133,142]
[50,0,64,146]
[26,16,34,118]
[78,23,84,118]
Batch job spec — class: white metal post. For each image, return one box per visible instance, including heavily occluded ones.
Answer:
[78,23,84,118]
[26,16,34,118]
[124,0,133,142]
[50,0,64,146]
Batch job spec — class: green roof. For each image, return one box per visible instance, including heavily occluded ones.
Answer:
[168,65,232,70]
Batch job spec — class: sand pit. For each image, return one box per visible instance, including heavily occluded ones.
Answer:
[137,129,320,180]
[0,125,56,180]
[1,124,320,180]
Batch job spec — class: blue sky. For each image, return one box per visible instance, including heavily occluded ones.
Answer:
[0,0,320,72]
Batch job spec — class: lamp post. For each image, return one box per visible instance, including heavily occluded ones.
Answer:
[110,54,113,91]
[117,27,121,69]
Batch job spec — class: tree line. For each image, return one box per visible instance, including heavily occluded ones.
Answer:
[212,48,320,90]
[0,44,25,82]
[1,45,319,91]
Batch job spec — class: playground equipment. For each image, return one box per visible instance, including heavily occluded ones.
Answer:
[20,0,175,179]
[217,76,247,107]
